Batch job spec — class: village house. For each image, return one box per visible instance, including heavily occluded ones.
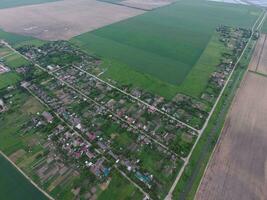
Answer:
[42,111,54,123]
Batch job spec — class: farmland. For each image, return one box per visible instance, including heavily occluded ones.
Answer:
[196,71,267,200]
[0,29,44,47]
[0,72,21,90]
[4,54,30,69]
[0,1,264,200]
[0,0,59,9]
[0,154,48,200]
[0,0,144,41]
[248,34,267,75]
[72,0,260,98]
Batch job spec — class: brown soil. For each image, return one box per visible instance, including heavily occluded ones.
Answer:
[196,72,267,200]
[249,34,267,75]
[0,0,144,40]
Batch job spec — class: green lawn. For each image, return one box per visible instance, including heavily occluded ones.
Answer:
[72,0,260,98]
[0,0,60,9]
[98,171,143,200]
[4,53,30,69]
[0,72,21,90]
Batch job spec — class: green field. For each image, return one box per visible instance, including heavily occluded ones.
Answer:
[0,29,45,47]
[172,36,257,200]
[0,0,59,9]
[72,0,260,98]
[0,155,48,200]
[3,54,30,69]
[0,91,47,200]
[98,171,143,200]
[0,72,21,90]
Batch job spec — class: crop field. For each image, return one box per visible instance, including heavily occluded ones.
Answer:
[0,0,59,9]
[0,29,44,47]
[196,72,267,200]
[0,72,21,90]
[3,54,30,69]
[72,0,260,98]
[0,91,48,200]
[0,154,48,200]
[100,0,176,10]
[0,0,144,41]
[248,34,267,75]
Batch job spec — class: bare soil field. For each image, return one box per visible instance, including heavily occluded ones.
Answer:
[249,34,267,75]
[0,0,144,40]
[196,72,267,200]
[248,34,266,71]
[120,0,175,10]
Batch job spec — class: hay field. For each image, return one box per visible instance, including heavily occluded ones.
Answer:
[196,71,267,200]
[0,0,144,40]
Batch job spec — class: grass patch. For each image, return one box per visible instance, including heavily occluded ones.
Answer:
[0,29,45,46]
[4,53,30,69]
[0,72,21,89]
[0,46,12,57]
[0,91,44,155]
[98,171,143,200]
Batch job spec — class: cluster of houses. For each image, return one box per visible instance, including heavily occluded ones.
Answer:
[13,26,251,199]
[0,98,6,112]
[18,41,208,129]
[19,69,181,198]
[201,26,251,103]
[0,63,10,74]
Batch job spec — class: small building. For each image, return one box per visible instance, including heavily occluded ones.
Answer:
[42,111,54,123]
[0,99,6,112]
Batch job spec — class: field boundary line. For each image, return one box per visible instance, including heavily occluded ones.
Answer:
[248,69,267,78]
[164,9,265,200]
[0,150,54,200]
[0,52,15,60]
